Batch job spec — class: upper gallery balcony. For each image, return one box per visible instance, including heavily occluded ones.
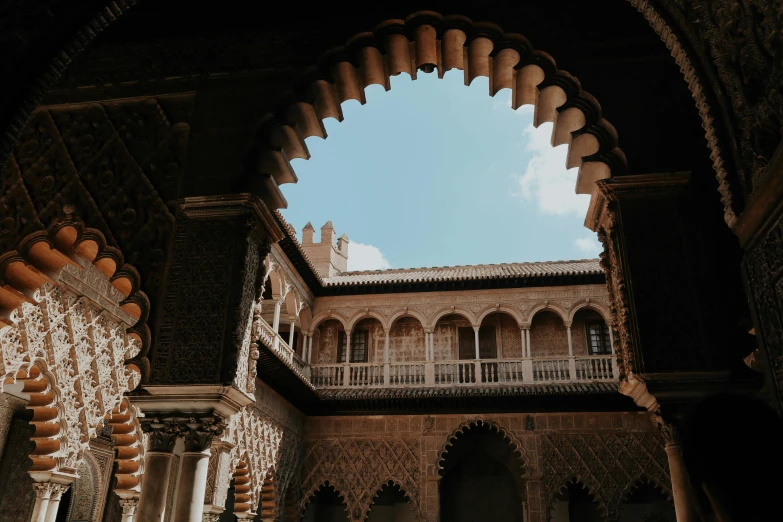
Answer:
[254,296,618,392]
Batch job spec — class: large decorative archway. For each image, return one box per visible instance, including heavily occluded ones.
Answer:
[438,419,528,522]
[243,12,627,214]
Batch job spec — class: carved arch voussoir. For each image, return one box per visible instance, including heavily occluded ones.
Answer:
[347,309,388,331]
[365,478,419,520]
[243,11,628,211]
[300,481,350,519]
[427,306,477,329]
[548,477,607,519]
[436,418,528,476]
[476,305,525,326]
[526,302,569,324]
[567,299,612,324]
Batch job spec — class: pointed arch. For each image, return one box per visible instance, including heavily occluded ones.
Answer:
[300,481,350,522]
[436,418,527,476]
[365,480,418,522]
[548,477,607,521]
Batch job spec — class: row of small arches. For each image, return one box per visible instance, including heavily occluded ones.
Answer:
[310,300,611,334]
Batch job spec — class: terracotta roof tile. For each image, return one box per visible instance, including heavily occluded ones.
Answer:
[322,259,602,286]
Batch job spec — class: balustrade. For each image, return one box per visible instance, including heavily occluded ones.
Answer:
[255,316,617,390]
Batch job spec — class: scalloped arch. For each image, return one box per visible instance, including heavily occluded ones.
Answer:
[548,476,608,519]
[365,479,418,520]
[436,418,527,477]
[300,481,350,519]
[243,11,629,211]
[619,473,673,506]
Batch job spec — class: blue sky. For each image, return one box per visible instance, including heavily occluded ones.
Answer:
[281,70,602,271]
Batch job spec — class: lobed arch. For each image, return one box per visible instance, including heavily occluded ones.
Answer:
[300,481,350,520]
[567,299,612,324]
[365,479,418,521]
[298,305,313,332]
[265,261,289,299]
[436,418,527,477]
[548,476,607,520]
[526,302,569,325]
[347,309,388,332]
[476,305,525,326]
[0,221,147,481]
[241,11,631,211]
[428,307,477,329]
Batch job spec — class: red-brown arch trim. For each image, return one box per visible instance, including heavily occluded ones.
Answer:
[243,11,627,212]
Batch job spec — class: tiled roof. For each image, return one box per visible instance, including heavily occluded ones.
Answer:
[322,259,602,286]
[317,382,618,400]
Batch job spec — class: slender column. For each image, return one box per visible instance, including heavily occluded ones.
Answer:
[308,334,315,364]
[287,319,296,347]
[343,330,351,386]
[566,324,577,380]
[520,326,527,358]
[383,329,391,385]
[473,326,482,383]
[272,299,282,333]
[43,485,70,522]
[119,498,139,522]
[525,329,531,358]
[608,325,615,353]
[137,418,179,522]
[425,330,435,385]
[660,423,697,522]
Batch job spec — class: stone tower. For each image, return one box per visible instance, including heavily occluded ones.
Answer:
[301,221,348,277]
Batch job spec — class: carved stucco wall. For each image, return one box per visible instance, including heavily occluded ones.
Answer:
[300,412,668,522]
[530,312,569,357]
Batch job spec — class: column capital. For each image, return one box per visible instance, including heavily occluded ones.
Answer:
[139,412,227,452]
[32,482,70,500]
[119,497,139,516]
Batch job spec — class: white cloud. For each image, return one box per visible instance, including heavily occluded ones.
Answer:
[574,233,603,257]
[516,122,590,216]
[347,242,392,271]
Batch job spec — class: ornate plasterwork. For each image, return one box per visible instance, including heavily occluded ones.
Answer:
[0,276,141,472]
[542,433,670,521]
[269,244,315,308]
[301,438,421,521]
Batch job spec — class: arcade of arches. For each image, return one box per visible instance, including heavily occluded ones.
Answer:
[1,2,781,522]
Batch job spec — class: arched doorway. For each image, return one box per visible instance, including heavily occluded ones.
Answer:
[618,478,675,522]
[438,422,525,522]
[302,483,349,522]
[366,482,416,522]
[549,480,602,522]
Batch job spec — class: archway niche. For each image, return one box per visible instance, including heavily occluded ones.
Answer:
[314,319,346,364]
[302,483,349,522]
[438,422,525,522]
[366,482,416,522]
[432,314,472,362]
[549,480,602,522]
[387,316,426,363]
[618,479,675,522]
[479,312,523,360]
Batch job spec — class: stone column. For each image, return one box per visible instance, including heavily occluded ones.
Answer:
[520,326,533,382]
[309,334,315,364]
[525,329,531,357]
[383,329,391,385]
[473,326,481,382]
[519,327,527,358]
[660,422,697,522]
[343,329,352,386]
[287,318,296,348]
[566,323,577,380]
[272,299,282,334]
[137,417,181,522]
[425,330,435,385]
[43,483,70,522]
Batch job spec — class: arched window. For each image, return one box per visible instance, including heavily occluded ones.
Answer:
[585,321,610,355]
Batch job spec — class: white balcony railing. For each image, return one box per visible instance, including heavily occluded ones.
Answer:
[255,316,617,390]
